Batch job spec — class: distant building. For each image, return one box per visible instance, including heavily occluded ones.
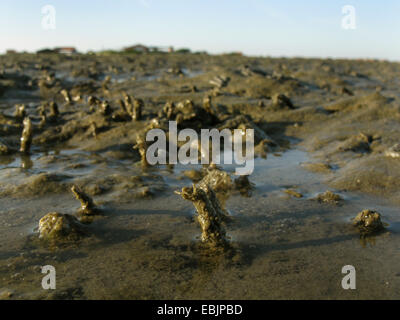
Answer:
[6,49,17,54]
[124,44,173,54]
[154,46,173,53]
[55,47,77,55]
[36,47,78,55]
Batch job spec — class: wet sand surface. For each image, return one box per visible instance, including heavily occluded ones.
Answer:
[1,53,400,299]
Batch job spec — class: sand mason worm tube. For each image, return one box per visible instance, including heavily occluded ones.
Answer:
[100,100,112,116]
[90,121,99,138]
[198,167,233,210]
[176,184,228,247]
[88,95,100,107]
[14,104,26,122]
[49,101,59,117]
[60,89,71,103]
[38,103,47,117]
[39,114,47,128]
[163,102,175,119]
[133,134,149,166]
[123,93,133,111]
[20,117,33,154]
[38,212,82,241]
[132,98,143,121]
[353,209,384,236]
[118,99,128,113]
[202,95,217,115]
[272,93,294,109]
[71,185,97,215]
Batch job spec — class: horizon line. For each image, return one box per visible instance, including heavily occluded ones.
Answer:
[1,44,399,63]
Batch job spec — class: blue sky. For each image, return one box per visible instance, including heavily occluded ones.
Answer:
[0,0,399,60]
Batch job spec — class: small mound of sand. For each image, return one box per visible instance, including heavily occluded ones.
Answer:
[0,172,71,198]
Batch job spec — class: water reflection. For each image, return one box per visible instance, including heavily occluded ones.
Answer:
[20,154,33,169]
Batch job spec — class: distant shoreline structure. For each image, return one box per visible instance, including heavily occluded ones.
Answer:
[1,45,396,62]
[4,44,202,56]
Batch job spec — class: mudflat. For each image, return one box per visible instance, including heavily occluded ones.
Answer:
[0,52,399,299]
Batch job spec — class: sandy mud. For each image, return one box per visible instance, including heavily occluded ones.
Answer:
[0,52,400,299]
